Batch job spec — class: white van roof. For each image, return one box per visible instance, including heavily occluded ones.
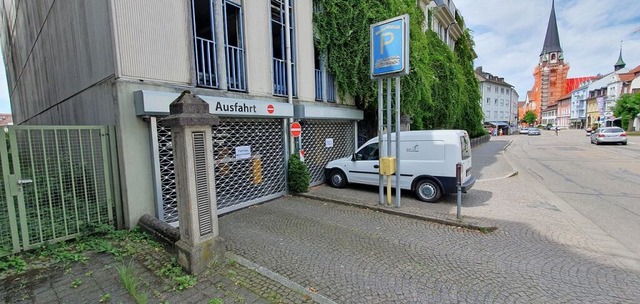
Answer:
[362,130,467,145]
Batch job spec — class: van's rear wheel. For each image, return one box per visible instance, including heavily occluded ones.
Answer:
[328,170,347,188]
[415,179,441,203]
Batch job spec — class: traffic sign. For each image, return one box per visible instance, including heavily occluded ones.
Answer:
[290,122,302,137]
[370,14,410,78]
[267,104,274,114]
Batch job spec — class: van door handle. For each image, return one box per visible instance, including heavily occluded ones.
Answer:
[373,165,379,169]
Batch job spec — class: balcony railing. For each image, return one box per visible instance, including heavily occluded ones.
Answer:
[195,37,218,88]
[326,73,336,102]
[226,45,246,91]
[315,69,323,101]
[273,58,297,97]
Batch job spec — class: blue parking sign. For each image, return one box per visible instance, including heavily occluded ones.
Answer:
[371,15,409,78]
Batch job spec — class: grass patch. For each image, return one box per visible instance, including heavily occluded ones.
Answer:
[117,261,149,304]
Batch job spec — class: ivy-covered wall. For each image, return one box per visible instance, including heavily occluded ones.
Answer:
[313,0,484,138]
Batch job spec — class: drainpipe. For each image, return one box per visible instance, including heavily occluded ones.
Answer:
[284,0,295,154]
[214,0,227,90]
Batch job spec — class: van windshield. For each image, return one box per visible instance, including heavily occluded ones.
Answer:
[460,135,471,160]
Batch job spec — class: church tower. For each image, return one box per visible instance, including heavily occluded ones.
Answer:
[614,45,626,71]
[527,0,570,123]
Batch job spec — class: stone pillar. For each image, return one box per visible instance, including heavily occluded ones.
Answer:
[161,91,224,274]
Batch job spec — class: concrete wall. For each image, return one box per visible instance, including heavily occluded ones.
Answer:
[244,2,272,98]
[295,0,314,102]
[2,0,116,124]
[112,0,192,84]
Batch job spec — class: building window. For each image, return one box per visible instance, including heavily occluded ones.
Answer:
[495,87,498,93]
[487,84,491,92]
[314,47,336,102]
[500,99,504,107]
[501,88,504,94]
[486,110,490,118]
[494,111,498,118]
[271,0,297,97]
[494,99,498,105]
[486,98,490,105]
[224,1,247,91]
[192,0,219,88]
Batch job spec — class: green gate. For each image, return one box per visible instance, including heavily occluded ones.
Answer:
[0,126,121,257]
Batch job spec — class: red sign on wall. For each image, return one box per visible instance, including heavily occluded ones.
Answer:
[290,122,302,137]
[267,104,275,114]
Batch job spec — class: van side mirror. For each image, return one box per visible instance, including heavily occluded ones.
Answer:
[352,153,363,161]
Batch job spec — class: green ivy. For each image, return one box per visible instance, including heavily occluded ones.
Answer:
[314,0,485,138]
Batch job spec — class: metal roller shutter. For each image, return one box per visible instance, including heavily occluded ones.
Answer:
[301,120,356,186]
[156,118,286,223]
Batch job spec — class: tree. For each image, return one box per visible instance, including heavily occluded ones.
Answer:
[313,0,484,137]
[613,93,640,131]
[522,110,537,126]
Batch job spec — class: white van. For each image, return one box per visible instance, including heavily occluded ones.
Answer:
[324,130,475,202]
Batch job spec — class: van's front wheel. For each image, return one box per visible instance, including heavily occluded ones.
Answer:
[415,179,441,203]
[328,170,347,188]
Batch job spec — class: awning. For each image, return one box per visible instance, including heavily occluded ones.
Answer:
[486,121,509,127]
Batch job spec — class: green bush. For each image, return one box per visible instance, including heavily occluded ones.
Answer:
[288,153,310,193]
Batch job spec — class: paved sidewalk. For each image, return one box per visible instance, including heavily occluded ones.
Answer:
[3,135,639,303]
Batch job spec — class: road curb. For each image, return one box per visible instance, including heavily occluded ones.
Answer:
[296,193,498,233]
[226,252,337,304]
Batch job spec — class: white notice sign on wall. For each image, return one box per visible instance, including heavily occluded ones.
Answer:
[235,146,252,159]
[325,138,334,148]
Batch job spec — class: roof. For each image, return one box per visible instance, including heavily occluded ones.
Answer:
[565,76,597,94]
[558,92,572,101]
[620,73,637,83]
[629,65,640,75]
[485,121,509,126]
[614,48,626,69]
[540,0,562,56]
[0,114,12,126]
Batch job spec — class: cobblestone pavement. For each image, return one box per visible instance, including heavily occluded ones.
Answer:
[0,242,318,304]
[4,136,640,303]
[219,136,640,303]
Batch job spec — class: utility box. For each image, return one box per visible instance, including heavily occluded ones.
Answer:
[379,157,396,175]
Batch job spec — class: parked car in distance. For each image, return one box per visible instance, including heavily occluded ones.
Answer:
[590,127,627,145]
[585,127,593,136]
[528,128,541,136]
[519,128,529,134]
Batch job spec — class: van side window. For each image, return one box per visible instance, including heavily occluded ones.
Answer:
[356,143,379,160]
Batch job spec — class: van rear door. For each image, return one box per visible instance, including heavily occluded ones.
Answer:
[459,132,473,183]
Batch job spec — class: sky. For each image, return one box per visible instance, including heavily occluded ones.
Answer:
[455,0,640,100]
[0,55,9,113]
[1,1,639,112]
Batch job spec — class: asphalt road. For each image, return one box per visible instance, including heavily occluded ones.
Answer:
[506,128,640,261]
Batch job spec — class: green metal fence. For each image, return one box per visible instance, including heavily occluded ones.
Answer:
[0,126,120,257]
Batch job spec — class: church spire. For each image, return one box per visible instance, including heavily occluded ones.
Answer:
[540,0,562,57]
[614,43,626,71]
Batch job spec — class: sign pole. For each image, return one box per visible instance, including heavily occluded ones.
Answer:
[386,77,392,205]
[395,76,401,208]
[370,14,409,207]
[378,79,384,205]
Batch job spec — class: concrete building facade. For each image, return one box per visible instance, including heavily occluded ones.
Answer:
[0,1,366,227]
[1,0,471,227]
[475,67,517,133]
